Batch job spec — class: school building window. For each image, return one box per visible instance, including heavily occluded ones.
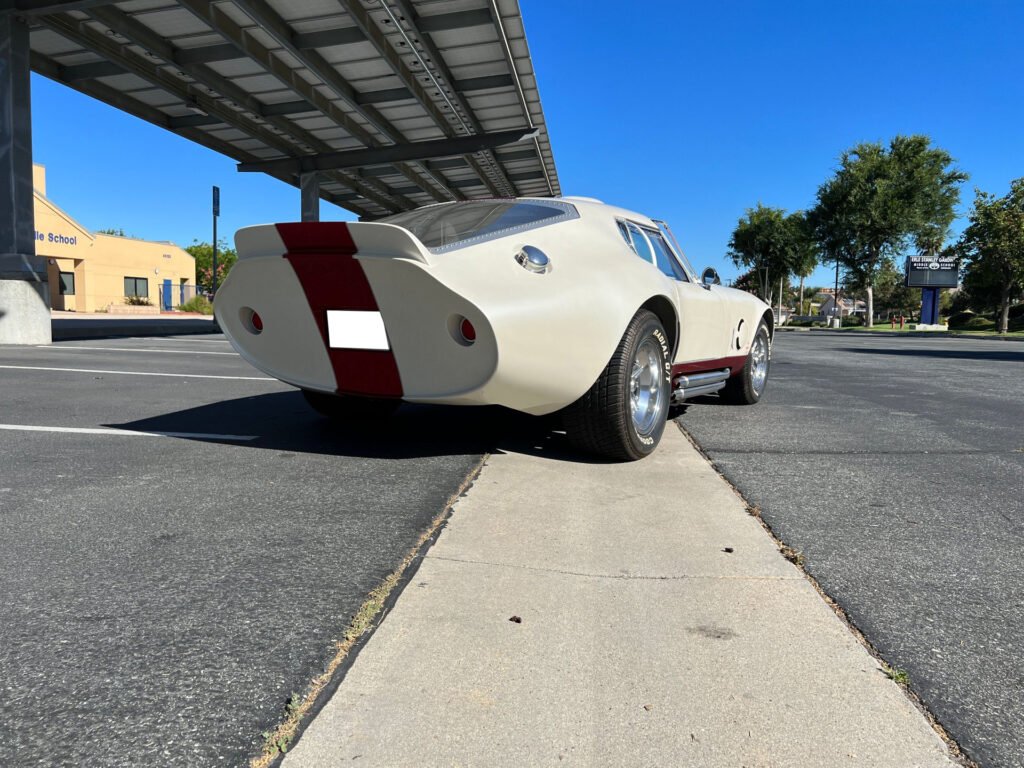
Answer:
[124,276,148,298]
[58,271,75,295]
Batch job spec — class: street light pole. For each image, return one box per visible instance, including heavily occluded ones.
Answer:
[834,256,840,327]
[212,186,220,297]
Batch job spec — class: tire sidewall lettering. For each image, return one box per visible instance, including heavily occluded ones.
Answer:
[629,318,669,451]
[651,326,671,383]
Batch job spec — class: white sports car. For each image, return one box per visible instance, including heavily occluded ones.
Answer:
[215,197,772,460]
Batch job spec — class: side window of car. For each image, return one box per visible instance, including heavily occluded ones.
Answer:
[617,220,634,253]
[625,222,655,265]
[646,229,690,282]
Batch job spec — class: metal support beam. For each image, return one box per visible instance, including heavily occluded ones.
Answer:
[0,12,50,342]
[2,0,110,14]
[220,0,456,203]
[82,4,407,214]
[370,0,516,197]
[176,0,448,206]
[31,50,374,220]
[300,173,320,222]
[238,128,538,176]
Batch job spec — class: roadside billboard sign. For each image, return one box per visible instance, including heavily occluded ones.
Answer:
[905,255,959,288]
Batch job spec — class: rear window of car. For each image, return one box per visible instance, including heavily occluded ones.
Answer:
[378,200,578,253]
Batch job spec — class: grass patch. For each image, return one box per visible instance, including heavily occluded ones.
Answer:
[882,664,910,686]
[177,295,213,315]
[779,545,804,567]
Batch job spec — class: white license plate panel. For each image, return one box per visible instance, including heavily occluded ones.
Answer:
[326,310,390,350]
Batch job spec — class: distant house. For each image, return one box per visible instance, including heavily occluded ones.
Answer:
[818,294,866,318]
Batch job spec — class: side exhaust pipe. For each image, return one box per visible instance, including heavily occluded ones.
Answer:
[672,368,731,404]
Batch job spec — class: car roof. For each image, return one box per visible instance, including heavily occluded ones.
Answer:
[552,196,659,228]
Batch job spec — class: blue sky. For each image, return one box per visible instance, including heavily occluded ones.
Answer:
[30,0,1024,287]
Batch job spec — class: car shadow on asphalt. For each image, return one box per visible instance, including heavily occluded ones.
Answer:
[840,346,1024,362]
[108,389,613,463]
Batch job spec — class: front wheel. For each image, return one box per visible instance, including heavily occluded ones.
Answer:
[562,310,671,461]
[721,321,770,404]
[301,389,400,424]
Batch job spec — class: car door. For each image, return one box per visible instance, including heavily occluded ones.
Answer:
[628,222,728,363]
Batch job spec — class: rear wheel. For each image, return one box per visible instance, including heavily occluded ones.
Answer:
[562,310,670,461]
[721,321,770,404]
[301,390,400,423]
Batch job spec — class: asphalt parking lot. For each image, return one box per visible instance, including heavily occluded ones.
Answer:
[4,330,1021,767]
[678,332,1024,768]
[0,334,516,767]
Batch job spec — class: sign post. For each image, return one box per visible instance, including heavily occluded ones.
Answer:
[905,254,959,329]
[212,186,220,296]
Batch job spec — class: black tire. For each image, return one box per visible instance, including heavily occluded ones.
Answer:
[301,389,400,423]
[721,321,770,405]
[562,310,671,461]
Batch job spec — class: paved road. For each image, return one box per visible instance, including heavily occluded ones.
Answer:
[677,332,1024,768]
[0,336,509,767]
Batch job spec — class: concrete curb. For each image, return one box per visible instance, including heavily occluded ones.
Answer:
[51,316,218,340]
[777,327,1024,342]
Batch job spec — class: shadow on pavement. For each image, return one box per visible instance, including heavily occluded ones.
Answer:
[109,389,615,463]
[840,346,1024,363]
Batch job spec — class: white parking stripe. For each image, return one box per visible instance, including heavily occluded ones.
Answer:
[0,365,274,381]
[0,424,257,441]
[41,345,236,356]
[128,336,231,344]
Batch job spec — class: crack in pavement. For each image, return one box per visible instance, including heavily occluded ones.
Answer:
[424,554,803,582]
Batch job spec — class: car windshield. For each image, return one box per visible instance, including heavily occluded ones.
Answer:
[378,200,578,253]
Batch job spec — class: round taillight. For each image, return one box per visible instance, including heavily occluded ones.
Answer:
[460,317,476,343]
[240,306,263,335]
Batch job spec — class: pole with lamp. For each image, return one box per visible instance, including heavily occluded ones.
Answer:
[211,185,220,297]
[833,255,840,328]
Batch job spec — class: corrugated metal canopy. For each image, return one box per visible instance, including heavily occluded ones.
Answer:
[23,0,560,219]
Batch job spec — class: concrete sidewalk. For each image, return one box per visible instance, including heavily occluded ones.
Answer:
[51,310,217,340]
[283,427,956,767]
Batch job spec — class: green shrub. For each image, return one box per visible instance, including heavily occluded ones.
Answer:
[947,310,977,329]
[1009,304,1024,321]
[178,295,214,315]
[841,315,864,327]
[124,295,152,306]
[961,315,996,330]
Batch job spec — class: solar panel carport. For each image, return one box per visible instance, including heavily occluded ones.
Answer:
[0,0,560,343]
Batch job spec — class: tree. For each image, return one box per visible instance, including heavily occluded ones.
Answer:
[186,240,238,292]
[97,227,127,237]
[731,270,758,294]
[809,135,967,325]
[957,179,1024,333]
[867,258,918,318]
[787,211,819,317]
[727,204,795,305]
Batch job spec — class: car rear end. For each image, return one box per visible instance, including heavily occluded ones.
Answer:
[215,199,662,416]
[215,219,498,402]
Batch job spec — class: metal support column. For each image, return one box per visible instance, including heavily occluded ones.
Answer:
[0,11,50,343]
[300,171,320,222]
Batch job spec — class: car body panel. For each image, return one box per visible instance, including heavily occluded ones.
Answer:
[215,198,771,416]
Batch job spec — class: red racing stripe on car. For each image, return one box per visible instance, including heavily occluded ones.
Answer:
[673,354,748,378]
[276,222,403,397]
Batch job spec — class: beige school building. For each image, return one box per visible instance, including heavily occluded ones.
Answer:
[32,164,196,313]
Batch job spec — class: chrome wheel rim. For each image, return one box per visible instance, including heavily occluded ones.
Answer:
[750,333,769,395]
[630,337,665,436]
